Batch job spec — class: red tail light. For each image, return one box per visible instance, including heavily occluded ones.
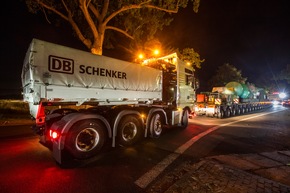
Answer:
[49,130,59,140]
[36,103,46,126]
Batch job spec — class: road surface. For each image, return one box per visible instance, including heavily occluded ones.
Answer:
[0,105,289,193]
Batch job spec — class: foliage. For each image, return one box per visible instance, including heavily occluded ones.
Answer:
[25,0,201,55]
[177,48,204,70]
[279,64,290,84]
[266,66,290,95]
[252,72,289,96]
[209,63,247,88]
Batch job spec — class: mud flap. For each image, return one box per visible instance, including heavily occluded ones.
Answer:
[52,141,62,164]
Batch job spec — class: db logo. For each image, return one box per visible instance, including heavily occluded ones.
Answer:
[49,55,74,74]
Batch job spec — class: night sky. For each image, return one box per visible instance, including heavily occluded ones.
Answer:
[1,0,290,98]
[160,0,290,90]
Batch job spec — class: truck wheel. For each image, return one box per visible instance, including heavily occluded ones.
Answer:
[117,116,142,146]
[181,110,189,129]
[150,113,163,138]
[66,120,106,159]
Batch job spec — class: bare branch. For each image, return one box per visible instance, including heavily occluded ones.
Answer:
[78,0,99,39]
[140,0,152,6]
[41,6,51,24]
[106,26,134,40]
[144,4,179,13]
[69,18,92,49]
[37,0,69,21]
[86,0,91,8]
[103,1,179,26]
[100,0,109,21]
[36,0,91,49]
[88,3,100,20]
[61,0,69,13]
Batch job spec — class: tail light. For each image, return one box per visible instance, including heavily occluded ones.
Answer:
[49,130,59,140]
[36,103,46,126]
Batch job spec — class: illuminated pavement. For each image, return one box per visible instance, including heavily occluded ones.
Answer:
[146,151,290,193]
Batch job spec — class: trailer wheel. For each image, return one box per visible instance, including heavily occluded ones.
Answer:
[217,110,224,119]
[150,113,163,138]
[236,108,241,115]
[225,108,231,117]
[117,116,142,146]
[66,120,106,159]
[241,107,245,114]
[231,108,236,116]
[181,110,189,129]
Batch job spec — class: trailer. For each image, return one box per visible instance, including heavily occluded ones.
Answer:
[194,82,272,118]
[21,39,197,164]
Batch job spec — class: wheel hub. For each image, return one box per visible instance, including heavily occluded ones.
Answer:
[122,122,137,142]
[75,128,99,152]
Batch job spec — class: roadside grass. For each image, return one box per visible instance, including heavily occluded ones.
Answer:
[0,100,31,121]
[0,99,91,125]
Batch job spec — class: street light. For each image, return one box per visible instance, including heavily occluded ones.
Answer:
[138,53,144,60]
[153,49,160,56]
[279,92,286,99]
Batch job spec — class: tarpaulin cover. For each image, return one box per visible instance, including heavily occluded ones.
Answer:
[22,39,162,103]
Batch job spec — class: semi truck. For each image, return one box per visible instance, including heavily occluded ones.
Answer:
[21,39,197,164]
[194,82,272,118]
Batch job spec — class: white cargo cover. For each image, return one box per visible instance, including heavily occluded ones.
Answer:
[22,39,162,107]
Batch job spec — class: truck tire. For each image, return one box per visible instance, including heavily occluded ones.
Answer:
[150,113,163,138]
[66,120,106,159]
[181,110,189,129]
[117,116,142,146]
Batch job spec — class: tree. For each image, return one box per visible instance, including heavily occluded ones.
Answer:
[25,0,201,55]
[177,48,204,70]
[209,63,247,88]
[279,64,290,84]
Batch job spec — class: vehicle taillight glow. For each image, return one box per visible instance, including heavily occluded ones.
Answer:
[49,130,59,140]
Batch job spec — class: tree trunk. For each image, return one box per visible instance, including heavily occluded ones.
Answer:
[90,30,104,55]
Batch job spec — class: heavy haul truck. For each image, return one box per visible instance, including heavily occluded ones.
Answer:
[21,39,197,164]
[194,82,272,118]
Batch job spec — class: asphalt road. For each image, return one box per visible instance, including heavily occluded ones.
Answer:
[0,105,289,193]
